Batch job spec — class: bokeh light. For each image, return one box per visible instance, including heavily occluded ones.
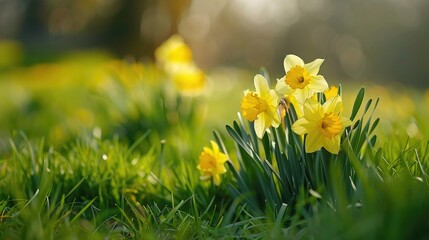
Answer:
[0,0,428,86]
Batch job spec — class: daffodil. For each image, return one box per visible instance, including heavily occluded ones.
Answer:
[276,54,329,103]
[155,35,206,95]
[155,35,193,70]
[197,141,229,185]
[292,96,352,154]
[171,63,206,96]
[241,74,280,138]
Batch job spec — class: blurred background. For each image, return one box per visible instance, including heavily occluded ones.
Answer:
[1,0,428,87]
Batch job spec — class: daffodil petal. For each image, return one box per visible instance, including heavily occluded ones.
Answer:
[203,147,213,155]
[303,88,316,102]
[275,77,294,96]
[262,112,275,128]
[292,89,306,104]
[210,140,219,153]
[306,133,323,153]
[284,54,304,72]
[303,98,322,121]
[323,96,342,114]
[292,118,309,135]
[322,136,340,154]
[269,109,281,128]
[304,58,324,75]
[213,174,221,186]
[268,89,279,107]
[254,115,266,139]
[267,91,281,127]
[217,163,227,174]
[254,74,270,97]
[308,75,329,92]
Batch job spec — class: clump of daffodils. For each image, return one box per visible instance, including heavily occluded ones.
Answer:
[197,54,354,186]
[155,35,205,96]
[241,54,352,154]
[221,54,378,216]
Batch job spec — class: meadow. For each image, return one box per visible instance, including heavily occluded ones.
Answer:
[1,37,429,239]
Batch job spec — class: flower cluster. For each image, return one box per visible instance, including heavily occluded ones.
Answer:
[155,35,205,96]
[241,54,352,154]
[197,54,353,186]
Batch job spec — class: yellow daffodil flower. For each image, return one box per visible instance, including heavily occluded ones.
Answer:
[171,63,206,96]
[155,35,193,69]
[276,54,329,103]
[155,35,206,96]
[241,74,281,138]
[197,141,229,185]
[292,96,352,154]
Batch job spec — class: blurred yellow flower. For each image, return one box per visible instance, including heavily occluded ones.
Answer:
[155,35,206,96]
[241,74,280,138]
[276,54,329,103]
[155,35,193,70]
[292,96,352,154]
[324,86,339,100]
[171,63,206,96]
[197,141,229,186]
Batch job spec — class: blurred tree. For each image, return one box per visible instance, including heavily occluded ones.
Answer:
[7,0,193,61]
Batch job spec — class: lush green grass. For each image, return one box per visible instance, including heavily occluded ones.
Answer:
[0,52,428,239]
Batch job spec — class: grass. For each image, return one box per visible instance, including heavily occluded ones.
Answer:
[0,51,428,239]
